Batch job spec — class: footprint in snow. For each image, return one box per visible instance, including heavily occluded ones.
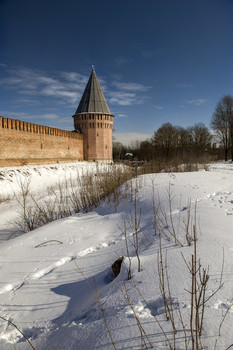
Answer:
[213,300,233,311]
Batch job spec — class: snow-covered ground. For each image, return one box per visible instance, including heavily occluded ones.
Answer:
[0,161,233,349]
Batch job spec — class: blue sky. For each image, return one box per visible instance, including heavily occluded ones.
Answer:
[0,0,233,145]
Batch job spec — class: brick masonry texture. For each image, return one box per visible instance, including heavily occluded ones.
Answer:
[0,116,83,166]
[73,113,114,161]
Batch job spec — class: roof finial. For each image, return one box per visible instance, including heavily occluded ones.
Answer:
[92,65,95,71]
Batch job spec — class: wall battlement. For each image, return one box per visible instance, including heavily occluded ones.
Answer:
[0,116,83,167]
[0,116,81,139]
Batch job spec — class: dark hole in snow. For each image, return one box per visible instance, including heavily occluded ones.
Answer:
[111,256,124,279]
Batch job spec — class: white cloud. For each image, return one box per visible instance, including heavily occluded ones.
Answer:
[132,43,163,58]
[117,114,128,118]
[0,67,88,107]
[112,81,151,92]
[155,104,163,110]
[109,79,151,106]
[0,111,29,119]
[109,91,145,106]
[60,71,87,84]
[15,98,40,105]
[183,98,207,106]
[0,110,60,121]
[114,57,133,66]
[0,65,151,109]
[0,110,74,130]
[114,132,151,145]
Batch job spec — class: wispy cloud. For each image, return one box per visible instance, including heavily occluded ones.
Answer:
[0,65,151,109]
[176,83,194,89]
[0,110,60,121]
[15,98,41,105]
[114,132,151,145]
[0,67,88,107]
[109,92,140,106]
[132,43,163,58]
[0,63,7,68]
[109,80,151,106]
[155,104,163,110]
[117,113,128,118]
[0,110,73,129]
[114,57,133,66]
[112,81,151,92]
[141,48,163,58]
[183,98,207,106]
[0,111,29,119]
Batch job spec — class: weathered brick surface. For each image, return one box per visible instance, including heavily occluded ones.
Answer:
[0,116,83,166]
[73,113,114,161]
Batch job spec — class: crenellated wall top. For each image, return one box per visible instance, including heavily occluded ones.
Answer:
[0,116,82,139]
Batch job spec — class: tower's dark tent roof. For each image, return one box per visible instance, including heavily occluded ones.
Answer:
[75,67,112,115]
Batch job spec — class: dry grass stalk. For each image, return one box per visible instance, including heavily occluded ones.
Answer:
[13,164,135,233]
[122,220,132,280]
[129,186,141,272]
[112,271,153,349]
[151,177,158,236]
[74,261,117,350]
[0,316,36,350]
[182,224,224,349]
[157,234,177,338]
[131,279,173,349]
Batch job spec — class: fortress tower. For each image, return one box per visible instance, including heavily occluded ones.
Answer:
[73,67,114,161]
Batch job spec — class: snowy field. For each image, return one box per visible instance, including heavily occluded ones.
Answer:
[0,161,233,349]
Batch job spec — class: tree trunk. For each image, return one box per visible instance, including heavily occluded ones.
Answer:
[225,147,228,161]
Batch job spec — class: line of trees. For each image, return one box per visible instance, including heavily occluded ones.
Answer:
[113,122,212,162]
[114,94,233,162]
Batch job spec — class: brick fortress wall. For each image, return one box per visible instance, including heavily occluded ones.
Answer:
[0,116,83,166]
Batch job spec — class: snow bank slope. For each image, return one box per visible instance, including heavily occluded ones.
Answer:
[0,162,233,349]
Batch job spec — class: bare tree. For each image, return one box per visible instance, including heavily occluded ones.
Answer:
[139,140,155,161]
[112,141,126,160]
[151,123,178,158]
[188,123,212,151]
[175,126,192,148]
[211,95,233,161]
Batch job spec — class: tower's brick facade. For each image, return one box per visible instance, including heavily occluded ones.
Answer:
[73,113,114,161]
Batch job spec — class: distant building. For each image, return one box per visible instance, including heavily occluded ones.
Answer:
[210,131,222,149]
